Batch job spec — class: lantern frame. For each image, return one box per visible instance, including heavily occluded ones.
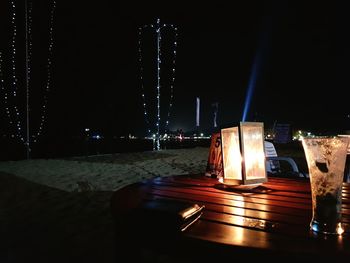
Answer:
[220,122,267,186]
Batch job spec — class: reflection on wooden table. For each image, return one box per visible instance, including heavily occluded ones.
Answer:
[111,174,350,261]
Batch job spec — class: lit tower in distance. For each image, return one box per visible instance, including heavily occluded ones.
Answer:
[212,102,219,128]
[196,97,200,129]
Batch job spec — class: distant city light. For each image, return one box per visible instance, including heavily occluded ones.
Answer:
[293,130,314,141]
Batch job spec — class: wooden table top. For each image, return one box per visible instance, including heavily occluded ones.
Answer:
[110,174,350,261]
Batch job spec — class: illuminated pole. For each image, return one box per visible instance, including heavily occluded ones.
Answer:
[196,97,200,128]
[156,18,161,151]
[25,0,30,159]
[212,102,218,128]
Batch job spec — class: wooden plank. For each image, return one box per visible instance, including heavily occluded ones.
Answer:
[146,189,312,217]
[149,184,350,214]
[184,219,350,259]
[202,210,309,237]
[148,188,312,210]
[157,175,311,191]
[200,202,310,225]
[152,179,313,199]
[151,184,312,204]
[145,194,311,225]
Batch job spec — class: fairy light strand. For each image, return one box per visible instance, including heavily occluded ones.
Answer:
[138,25,151,134]
[25,0,30,157]
[27,1,33,84]
[0,53,9,122]
[0,0,56,144]
[34,0,56,141]
[10,0,24,142]
[138,19,178,149]
[156,19,161,150]
[0,52,14,134]
[164,24,177,132]
[0,52,18,140]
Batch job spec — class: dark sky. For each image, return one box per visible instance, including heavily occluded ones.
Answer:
[0,0,349,139]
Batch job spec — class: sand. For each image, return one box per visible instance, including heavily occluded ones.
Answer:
[0,147,209,263]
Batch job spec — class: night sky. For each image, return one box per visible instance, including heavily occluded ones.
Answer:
[1,0,349,141]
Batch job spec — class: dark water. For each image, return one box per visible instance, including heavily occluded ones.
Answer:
[0,137,211,161]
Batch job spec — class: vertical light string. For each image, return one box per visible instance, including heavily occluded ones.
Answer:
[25,0,30,158]
[0,52,17,139]
[10,0,24,142]
[138,25,151,135]
[34,0,56,141]
[138,19,178,150]
[27,2,32,84]
[0,53,7,119]
[164,25,177,133]
[156,18,161,150]
[0,52,13,134]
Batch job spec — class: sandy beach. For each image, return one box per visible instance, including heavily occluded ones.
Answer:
[0,147,209,263]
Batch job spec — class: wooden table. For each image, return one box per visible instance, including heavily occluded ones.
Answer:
[110,174,350,262]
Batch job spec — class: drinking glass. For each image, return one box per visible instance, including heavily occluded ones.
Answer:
[302,136,349,235]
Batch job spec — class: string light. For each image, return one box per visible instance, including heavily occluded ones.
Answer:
[138,26,151,134]
[9,0,24,142]
[34,0,56,141]
[27,2,32,83]
[0,52,14,133]
[156,19,161,151]
[138,18,178,150]
[165,25,177,132]
[0,0,56,145]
